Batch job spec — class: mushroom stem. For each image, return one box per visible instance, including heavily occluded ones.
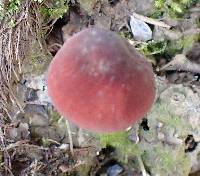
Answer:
[65,118,74,155]
[58,116,74,154]
[137,155,149,176]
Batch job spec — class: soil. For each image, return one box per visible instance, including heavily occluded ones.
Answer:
[0,0,200,176]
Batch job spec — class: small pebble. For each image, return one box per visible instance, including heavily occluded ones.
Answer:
[157,132,165,140]
[59,144,69,151]
[157,122,163,128]
[107,164,123,176]
[130,15,152,41]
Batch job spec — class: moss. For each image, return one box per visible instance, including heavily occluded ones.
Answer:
[143,144,190,176]
[152,0,198,19]
[160,113,181,127]
[49,110,61,125]
[136,40,167,56]
[118,30,133,40]
[139,126,157,142]
[166,39,184,56]
[38,0,69,19]
[1,0,22,27]
[137,102,192,175]
[154,103,192,136]
[25,40,52,75]
[166,33,198,56]
[99,131,142,162]
[76,162,92,176]
[182,34,199,50]
[7,0,21,14]
[41,137,52,147]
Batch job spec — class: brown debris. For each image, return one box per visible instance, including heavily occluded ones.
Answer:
[160,54,200,74]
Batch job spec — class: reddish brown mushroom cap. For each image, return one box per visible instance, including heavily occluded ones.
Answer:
[47,28,155,132]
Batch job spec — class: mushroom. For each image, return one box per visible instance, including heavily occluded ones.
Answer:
[47,28,155,132]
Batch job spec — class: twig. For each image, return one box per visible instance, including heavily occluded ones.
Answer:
[132,12,171,29]
[3,166,14,176]
[7,83,25,113]
[59,160,85,173]
[2,140,30,151]
[15,27,22,74]
[48,43,62,50]
[0,12,26,35]
[160,54,200,74]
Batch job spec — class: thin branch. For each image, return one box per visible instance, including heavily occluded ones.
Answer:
[160,54,200,74]
[132,12,171,29]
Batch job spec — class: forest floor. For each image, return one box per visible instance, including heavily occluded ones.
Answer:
[0,0,200,175]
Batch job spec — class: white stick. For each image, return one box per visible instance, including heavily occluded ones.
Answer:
[132,12,171,29]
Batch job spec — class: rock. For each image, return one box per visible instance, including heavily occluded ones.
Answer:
[18,122,30,140]
[58,144,69,151]
[108,2,128,31]
[25,74,47,90]
[138,76,200,175]
[129,124,139,143]
[5,122,30,141]
[79,0,97,15]
[62,23,80,42]
[31,126,63,142]
[24,74,52,105]
[159,83,200,119]
[127,0,154,15]
[107,164,123,176]
[95,15,111,30]
[157,132,165,141]
[130,16,152,41]
[37,90,52,105]
[188,145,200,173]
[23,39,52,75]
[57,119,100,148]
[62,11,86,41]
[153,27,183,41]
[24,104,49,127]
[7,127,18,140]
[25,88,38,102]
[186,43,200,64]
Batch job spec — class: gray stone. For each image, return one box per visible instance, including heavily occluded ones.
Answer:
[24,104,49,126]
[130,16,152,42]
[139,76,200,175]
[127,0,154,15]
[107,164,123,176]
[153,26,182,41]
